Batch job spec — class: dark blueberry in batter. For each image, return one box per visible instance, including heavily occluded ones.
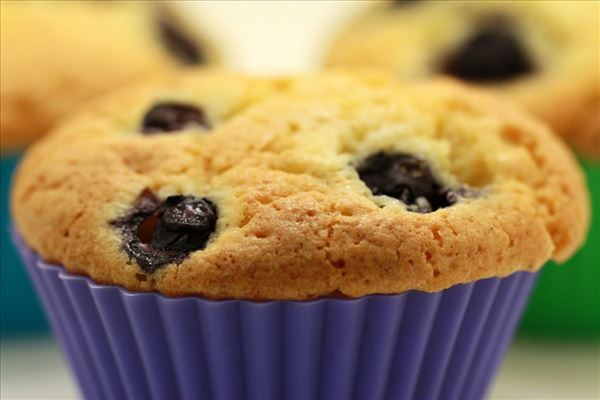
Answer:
[141,102,210,134]
[357,152,465,213]
[442,24,533,82]
[112,189,217,272]
[157,17,204,65]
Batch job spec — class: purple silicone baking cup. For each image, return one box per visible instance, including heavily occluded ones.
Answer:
[14,231,536,400]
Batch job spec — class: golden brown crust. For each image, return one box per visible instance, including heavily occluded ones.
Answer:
[326,0,600,158]
[0,0,218,152]
[12,70,590,299]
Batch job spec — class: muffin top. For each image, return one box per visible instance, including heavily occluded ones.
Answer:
[12,70,589,300]
[0,0,218,152]
[326,1,599,158]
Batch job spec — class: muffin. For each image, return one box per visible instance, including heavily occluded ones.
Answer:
[327,0,598,156]
[12,70,589,399]
[326,0,599,337]
[0,0,218,334]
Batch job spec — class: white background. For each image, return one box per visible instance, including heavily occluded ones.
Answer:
[2,2,599,399]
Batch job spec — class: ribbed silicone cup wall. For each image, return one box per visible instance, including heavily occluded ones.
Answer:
[520,158,599,338]
[14,232,536,400]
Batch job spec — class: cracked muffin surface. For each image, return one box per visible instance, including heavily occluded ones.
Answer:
[326,1,599,158]
[12,70,589,299]
[0,0,218,152]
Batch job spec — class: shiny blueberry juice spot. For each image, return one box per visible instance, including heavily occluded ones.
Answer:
[141,102,210,134]
[442,24,533,82]
[357,152,463,213]
[112,189,217,272]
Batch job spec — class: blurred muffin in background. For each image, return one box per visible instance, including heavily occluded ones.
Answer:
[326,0,598,158]
[1,0,219,151]
[0,0,219,335]
[326,0,599,338]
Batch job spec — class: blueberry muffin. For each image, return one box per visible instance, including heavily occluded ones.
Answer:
[11,70,589,399]
[326,0,599,157]
[12,70,589,299]
[0,0,217,335]
[1,0,218,151]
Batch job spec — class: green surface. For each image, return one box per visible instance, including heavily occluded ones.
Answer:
[520,157,599,339]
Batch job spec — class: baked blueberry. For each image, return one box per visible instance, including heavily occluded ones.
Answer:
[357,152,463,213]
[157,16,204,65]
[112,189,217,272]
[442,23,533,82]
[141,102,210,134]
